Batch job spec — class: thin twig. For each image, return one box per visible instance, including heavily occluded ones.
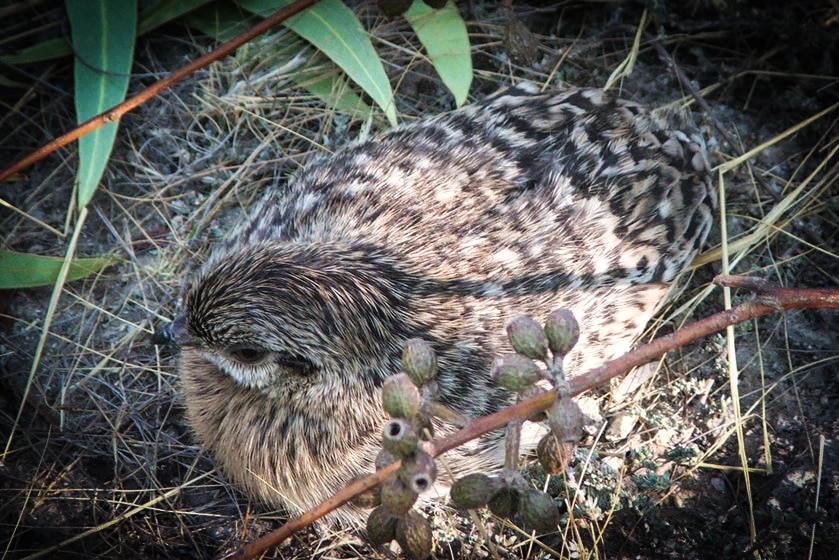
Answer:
[219,276,839,560]
[0,0,319,184]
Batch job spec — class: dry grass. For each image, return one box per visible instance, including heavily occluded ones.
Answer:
[2,1,838,559]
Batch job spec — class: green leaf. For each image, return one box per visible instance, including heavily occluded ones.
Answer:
[139,0,218,33]
[237,0,396,125]
[182,0,258,41]
[0,251,118,289]
[405,0,472,106]
[293,62,372,119]
[2,0,210,66]
[66,0,138,211]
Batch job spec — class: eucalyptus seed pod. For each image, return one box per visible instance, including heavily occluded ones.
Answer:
[382,373,421,419]
[544,308,580,356]
[366,505,398,545]
[381,473,419,516]
[536,432,573,475]
[376,447,398,471]
[399,449,437,494]
[519,488,559,534]
[491,354,542,393]
[377,0,412,17]
[548,394,584,443]
[488,485,519,519]
[401,338,438,386]
[382,418,419,458]
[396,510,433,560]
[350,479,382,508]
[507,315,550,360]
[450,473,501,510]
[519,489,560,534]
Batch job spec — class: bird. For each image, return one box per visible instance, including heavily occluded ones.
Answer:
[158,83,716,526]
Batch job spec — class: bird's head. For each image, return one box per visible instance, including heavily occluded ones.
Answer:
[157,242,417,395]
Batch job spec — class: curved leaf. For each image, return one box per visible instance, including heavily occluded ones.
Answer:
[0,251,118,289]
[66,0,137,211]
[405,0,472,106]
[237,0,396,125]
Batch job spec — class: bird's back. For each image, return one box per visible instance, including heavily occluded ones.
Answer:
[178,85,717,522]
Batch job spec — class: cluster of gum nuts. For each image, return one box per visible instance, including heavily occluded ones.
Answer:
[361,309,583,559]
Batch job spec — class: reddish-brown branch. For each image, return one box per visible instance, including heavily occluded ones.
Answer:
[219,276,839,560]
[0,0,319,183]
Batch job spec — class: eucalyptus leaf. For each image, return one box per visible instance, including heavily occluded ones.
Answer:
[181,0,259,41]
[405,0,472,106]
[237,0,397,125]
[0,251,118,289]
[66,0,137,211]
[2,0,197,66]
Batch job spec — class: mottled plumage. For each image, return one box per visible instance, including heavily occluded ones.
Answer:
[162,84,715,525]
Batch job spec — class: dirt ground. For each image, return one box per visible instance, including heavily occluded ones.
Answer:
[1,1,838,559]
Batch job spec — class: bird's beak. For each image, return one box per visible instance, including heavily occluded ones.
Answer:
[151,316,198,348]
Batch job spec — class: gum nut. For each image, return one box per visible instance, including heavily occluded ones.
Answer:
[507,315,550,360]
[396,510,433,560]
[488,485,519,519]
[376,447,398,470]
[537,432,572,475]
[491,354,542,392]
[401,338,438,386]
[382,418,419,458]
[548,395,584,442]
[544,309,580,356]
[519,489,560,534]
[381,473,419,516]
[399,450,437,494]
[450,473,500,510]
[366,505,398,545]
[351,480,382,508]
[382,373,421,419]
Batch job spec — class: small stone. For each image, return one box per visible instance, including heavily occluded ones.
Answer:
[605,412,639,442]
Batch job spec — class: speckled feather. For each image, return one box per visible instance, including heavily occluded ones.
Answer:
[172,84,716,525]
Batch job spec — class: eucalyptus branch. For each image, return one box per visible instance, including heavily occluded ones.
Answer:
[220,276,839,560]
[0,0,319,183]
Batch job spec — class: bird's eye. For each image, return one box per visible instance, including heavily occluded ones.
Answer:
[228,346,269,364]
